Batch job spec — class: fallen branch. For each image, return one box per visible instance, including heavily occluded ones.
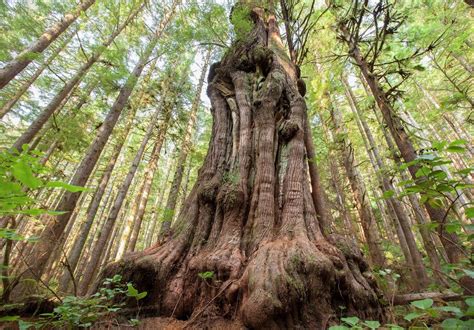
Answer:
[393,292,463,305]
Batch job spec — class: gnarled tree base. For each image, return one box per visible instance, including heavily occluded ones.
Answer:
[99,233,384,328]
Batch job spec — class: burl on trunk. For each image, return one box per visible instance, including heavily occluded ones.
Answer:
[98,5,384,328]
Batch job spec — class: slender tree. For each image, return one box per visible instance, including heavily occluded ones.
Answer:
[337,3,464,263]
[328,94,386,267]
[78,71,175,295]
[159,48,211,237]
[0,33,74,119]
[342,77,428,288]
[0,0,96,89]
[13,9,175,297]
[11,2,145,151]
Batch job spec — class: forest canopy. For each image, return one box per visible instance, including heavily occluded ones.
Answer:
[0,0,473,329]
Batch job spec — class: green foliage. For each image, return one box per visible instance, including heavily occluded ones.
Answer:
[402,297,474,329]
[6,275,147,329]
[198,271,214,280]
[0,147,87,216]
[394,140,473,237]
[230,4,253,40]
[329,316,387,330]
[329,297,474,329]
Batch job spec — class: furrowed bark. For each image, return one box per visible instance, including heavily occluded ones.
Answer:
[95,5,384,328]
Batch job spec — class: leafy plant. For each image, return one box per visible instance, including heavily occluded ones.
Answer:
[403,297,474,329]
[198,271,214,280]
[3,275,147,329]
[329,297,474,329]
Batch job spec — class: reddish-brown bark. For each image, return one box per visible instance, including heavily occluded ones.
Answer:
[97,7,384,328]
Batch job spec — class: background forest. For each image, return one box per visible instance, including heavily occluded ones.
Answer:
[0,0,473,329]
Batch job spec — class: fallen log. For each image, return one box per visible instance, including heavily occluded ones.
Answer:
[392,292,464,305]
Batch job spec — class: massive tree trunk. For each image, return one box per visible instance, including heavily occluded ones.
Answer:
[0,0,96,89]
[98,7,384,328]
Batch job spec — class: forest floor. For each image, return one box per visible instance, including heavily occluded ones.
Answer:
[94,316,245,329]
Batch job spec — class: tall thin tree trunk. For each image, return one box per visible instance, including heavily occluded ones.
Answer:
[78,71,175,295]
[342,78,428,288]
[13,18,168,298]
[11,3,145,151]
[368,90,449,286]
[342,26,464,263]
[126,114,170,253]
[159,48,211,237]
[0,0,96,89]
[0,33,73,118]
[57,110,135,292]
[145,162,172,247]
[329,97,386,267]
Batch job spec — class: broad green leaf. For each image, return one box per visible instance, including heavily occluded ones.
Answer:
[12,159,42,189]
[445,222,461,234]
[428,170,447,180]
[46,181,88,192]
[466,207,474,219]
[415,166,430,178]
[466,297,474,306]
[136,291,147,300]
[127,283,139,297]
[363,320,380,329]
[446,145,465,153]
[341,316,359,326]
[435,306,462,316]
[441,318,461,329]
[329,326,349,330]
[411,298,433,309]
[0,315,20,321]
[464,269,474,278]
[403,312,421,321]
[449,139,467,146]
[18,320,35,330]
[382,190,395,199]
